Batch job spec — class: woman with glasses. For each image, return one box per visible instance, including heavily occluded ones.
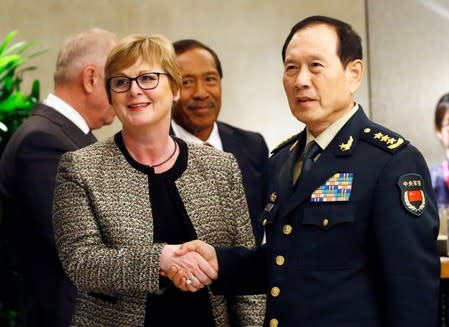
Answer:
[52,34,264,327]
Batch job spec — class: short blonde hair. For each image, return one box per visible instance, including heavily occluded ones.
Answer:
[54,28,117,85]
[105,34,182,101]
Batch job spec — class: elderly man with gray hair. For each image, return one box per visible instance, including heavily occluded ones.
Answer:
[0,28,117,327]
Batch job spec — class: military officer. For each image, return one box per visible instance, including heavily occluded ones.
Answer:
[169,15,440,327]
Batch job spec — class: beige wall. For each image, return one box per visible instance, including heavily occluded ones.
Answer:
[367,0,449,167]
[0,0,367,150]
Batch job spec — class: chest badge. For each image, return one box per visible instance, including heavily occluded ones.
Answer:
[398,173,426,216]
[311,172,353,202]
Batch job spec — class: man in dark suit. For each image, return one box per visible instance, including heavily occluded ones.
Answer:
[0,28,117,327]
[170,16,440,327]
[171,39,269,243]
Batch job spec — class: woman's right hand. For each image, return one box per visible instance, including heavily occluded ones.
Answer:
[159,244,218,291]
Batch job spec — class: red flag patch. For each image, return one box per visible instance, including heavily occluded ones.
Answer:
[397,174,426,216]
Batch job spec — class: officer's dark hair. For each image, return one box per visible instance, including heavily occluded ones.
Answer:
[435,93,449,130]
[173,39,223,79]
[281,15,363,68]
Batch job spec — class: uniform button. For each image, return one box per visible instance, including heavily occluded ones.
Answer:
[322,218,329,227]
[262,218,268,226]
[270,318,279,327]
[271,286,280,297]
[275,255,285,266]
[282,224,292,235]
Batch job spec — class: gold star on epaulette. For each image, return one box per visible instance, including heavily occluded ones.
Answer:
[361,126,407,153]
[374,132,383,139]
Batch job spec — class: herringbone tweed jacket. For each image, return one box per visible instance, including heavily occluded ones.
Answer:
[53,137,265,326]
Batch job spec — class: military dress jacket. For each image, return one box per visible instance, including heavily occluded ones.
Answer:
[214,108,440,327]
[52,137,265,327]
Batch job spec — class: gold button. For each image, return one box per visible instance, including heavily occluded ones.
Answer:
[262,218,268,226]
[322,218,329,227]
[271,286,280,297]
[282,224,292,235]
[275,255,285,266]
[364,128,371,133]
[270,192,277,202]
[270,318,279,327]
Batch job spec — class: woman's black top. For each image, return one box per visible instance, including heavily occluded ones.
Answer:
[115,133,215,327]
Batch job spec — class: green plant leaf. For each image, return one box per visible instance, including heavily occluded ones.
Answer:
[16,66,37,75]
[27,48,47,59]
[0,91,32,112]
[0,31,16,56]
[0,55,23,72]
[0,31,45,154]
[30,80,40,101]
[3,41,31,56]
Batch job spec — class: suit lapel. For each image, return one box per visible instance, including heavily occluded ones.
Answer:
[33,104,96,149]
[218,122,237,153]
[60,120,96,148]
[279,109,368,218]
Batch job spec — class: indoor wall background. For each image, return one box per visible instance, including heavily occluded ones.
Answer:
[367,0,449,167]
[0,0,368,150]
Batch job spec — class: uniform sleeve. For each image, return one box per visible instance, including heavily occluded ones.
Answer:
[52,151,165,296]
[372,146,440,326]
[222,155,266,327]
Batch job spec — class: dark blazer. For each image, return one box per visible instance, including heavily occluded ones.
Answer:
[172,121,269,244]
[214,108,440,327]
[0,104,96,327]
[217,121,268,243]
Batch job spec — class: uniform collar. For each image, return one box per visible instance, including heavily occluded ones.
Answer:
[306,103,359,150]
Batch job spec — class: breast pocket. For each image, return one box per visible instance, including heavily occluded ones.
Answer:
[299,204,356,270]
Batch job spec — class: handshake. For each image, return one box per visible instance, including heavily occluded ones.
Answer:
[159,240,218,292]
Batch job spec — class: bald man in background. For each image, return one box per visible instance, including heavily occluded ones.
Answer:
[0,28,117,327]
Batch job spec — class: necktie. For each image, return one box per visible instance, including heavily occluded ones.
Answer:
[293,141,321,184]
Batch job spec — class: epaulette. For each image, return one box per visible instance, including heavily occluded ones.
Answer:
[271,133,300,155]
[359,124,409,154]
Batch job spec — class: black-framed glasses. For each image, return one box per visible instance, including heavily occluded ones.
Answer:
[108,72,169,93]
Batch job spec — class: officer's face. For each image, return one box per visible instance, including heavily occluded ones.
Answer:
[283,23,362,136]
[173,48,222,141]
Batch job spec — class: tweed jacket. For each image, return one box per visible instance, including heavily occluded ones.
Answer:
[53,136,265,327]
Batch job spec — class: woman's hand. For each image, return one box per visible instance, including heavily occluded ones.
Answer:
[160,244,218,292]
